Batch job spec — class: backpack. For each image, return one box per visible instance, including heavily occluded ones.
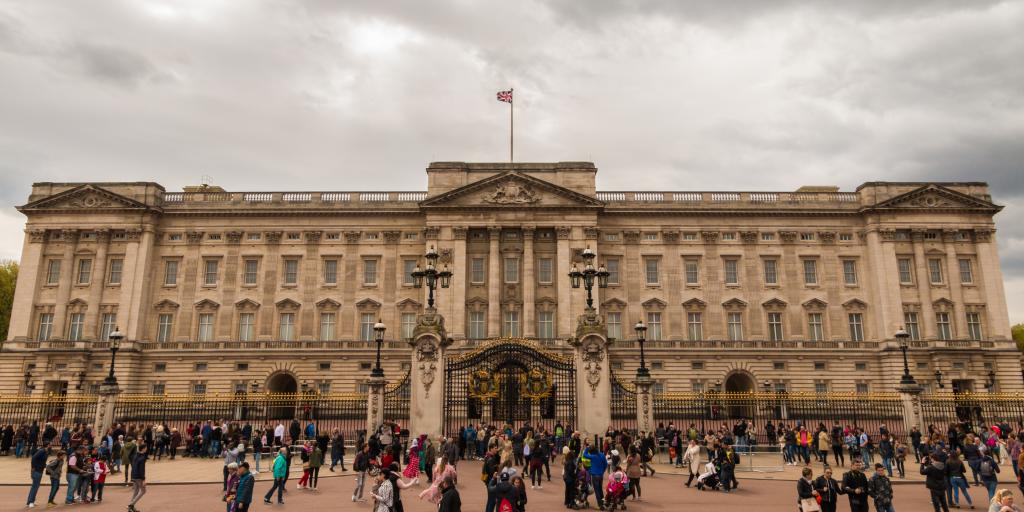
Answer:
[498,497,514,512]
[980,459,994,477]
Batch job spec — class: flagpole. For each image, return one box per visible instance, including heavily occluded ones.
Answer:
[510,88,514,163]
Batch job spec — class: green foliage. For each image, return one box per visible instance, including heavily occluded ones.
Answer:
[0,260,17,341]
[1013,323,1024,352]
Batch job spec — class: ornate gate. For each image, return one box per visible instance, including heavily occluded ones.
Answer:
[444,338,576,436]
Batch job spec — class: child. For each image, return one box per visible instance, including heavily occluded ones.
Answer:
[91,455,109,502]
[868,462,894,512]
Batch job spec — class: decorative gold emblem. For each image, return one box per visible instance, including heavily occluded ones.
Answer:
[520,366,552,399]
[468,369,499,399]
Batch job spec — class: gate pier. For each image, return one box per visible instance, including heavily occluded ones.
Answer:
[409,309,450,437]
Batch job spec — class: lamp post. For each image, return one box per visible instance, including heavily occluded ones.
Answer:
[103,327,124,386]
[895,328,916,385]
[634,320,649,378]
[985,370,996,390]
[411,245,452,309]
[933,369,945,389]
[372,320,386,379]
[568,247,609,310]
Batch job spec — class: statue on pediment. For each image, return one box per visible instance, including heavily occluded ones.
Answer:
[482,181,539,204]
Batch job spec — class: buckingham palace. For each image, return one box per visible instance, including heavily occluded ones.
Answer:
[2,161,1020,402]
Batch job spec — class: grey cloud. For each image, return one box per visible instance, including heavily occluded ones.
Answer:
[63,42,173,87]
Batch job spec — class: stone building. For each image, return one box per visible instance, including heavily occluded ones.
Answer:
[2,162,1019,399]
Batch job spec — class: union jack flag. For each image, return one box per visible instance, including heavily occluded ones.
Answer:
[496,90,513,103]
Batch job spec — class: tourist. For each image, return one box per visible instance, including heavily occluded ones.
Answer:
[386,461,418,512]
[251,430,264,473]
[353,443,371,502]
[128,443,148,512]
[488,468,520,512]
[224,462,239,511]
[437,475,461,512]
[979,451,1000,500]
[562,447,578,509]
[121,436,137,484]
[583,443,608,509]
[860,429,874,464]
[797,467,818,511]
[309,440,323,489]
[817,428,831,467]
[814,466,841,512]
[404,436,423,479]
[879,434,895,477]
[528,435,545,489]
[921,453,951,512]
[419,454,457,504]
[91,454,109,502]
[223,441,243,491]
[273,422,285,447]
[330,428,346,471]
[947,452,974,509]
[682,439,701,487]
[911,427,924,463]
[25,444,47,508]
[423,437,438,484]
[625,448,642,500]
[235,462,254,512]
[843,459,871,512]
[868,462,895,512]
[64,445,86,504]
[263,447,288,504]
[717,440,739,493]
[297,441,313,489]
[43,450,65,507]
[372,468,394,512]
[796,426,812,466]
[964,435,984,486]
[990,488,1021,512]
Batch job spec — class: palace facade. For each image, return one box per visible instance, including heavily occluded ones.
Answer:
[2,162,1020,398]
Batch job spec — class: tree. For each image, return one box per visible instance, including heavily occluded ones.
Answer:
[1013,323,1024,352]
[0,260,17,341]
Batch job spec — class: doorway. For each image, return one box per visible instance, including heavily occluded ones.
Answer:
[266,373,298,420]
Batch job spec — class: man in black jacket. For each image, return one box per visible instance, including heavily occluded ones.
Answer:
[482,448,501,512]
[841,459,870,512]
[438,475,461,512]
[920,455,950,512]
[563,451,578,508]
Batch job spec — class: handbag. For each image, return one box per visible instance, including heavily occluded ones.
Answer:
[800,497,821,512]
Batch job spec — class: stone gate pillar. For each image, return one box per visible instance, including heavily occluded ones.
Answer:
[898,382,926,434]
[570,308,611,439]
[94,382,120,438]
[633,373,655,434]
[409,309,451,437]
[366,374,387,434]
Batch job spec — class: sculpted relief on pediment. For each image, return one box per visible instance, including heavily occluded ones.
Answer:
[481,181,540,204]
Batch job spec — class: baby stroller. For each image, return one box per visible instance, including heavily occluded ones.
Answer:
[571,466,592,509]
[695,462,721,491]
[604,473,628,512]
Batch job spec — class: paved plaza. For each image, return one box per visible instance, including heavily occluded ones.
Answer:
[0,456,1021,511]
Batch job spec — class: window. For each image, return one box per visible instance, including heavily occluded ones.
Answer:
[855,383,869,394]
[470,258,485,284]
[363,259,378,285]
[904,312,920,341]
[537,311,554,338]
[154,363,167,372]
[848,313,864,342]
[643,232,658,241]
[236,363,249,371]
[287,232,301,240]
[164,260,178,285]
[76,259,92,284]
[763,260,778,285]
[721,232,735,241]
[683,259,699,285]
[278,313,295,340]
[724,259,739,285]
[359,362,372,371]
[839,233,853,241]
[761,233,775,241]
[644,258,659,285]
[774,382,788,393]
[928,259,944,284]
[204,259,218,286]
[360,313,376,341]
[966,312,983,340]
[100,313,117,341]
[815,382,829,393]
[318,362,332,371]
[326,233,340,240]
[646,312,662,341]
[103,258,123,285]
[692,381,705,392]
[193,383,207,394]
[168,233,183,241]
[37,313,53,341]
[404,232,417,240]
[283,259,299,285]
[247,233,261,241]
[156,314,173,342]
[897,258,914,284]
[842,260,857,285]
[243,259,259,285]
[855,362,867,371]
[403,260,417,286]
[651,361,664,370]
[468,311,485,340]
[400,313,416,340]
[683,233,697,241]
[152,383,165,394]
[606,258,620,285]
[814,362,827,371]
[238,313,255,341]
[802,259,818,285]
[197,313,215,341]
[727,313,743,341]
[504,257,519,283]
[606,312,622,339]
[604,233,620,242]
[936,312,952,340]
[800,232,815,241]
[691,361,704,370]
[503,311,520,337]
[68,313,85,341]
[958,259,973,284]
[537,258,553,284]
[46,260,61,285]
[767,312,784,341]
[687,312,703,340]
[323,259,338,285]
[773,362,786,370]
[807,313,824,341]
[320,312,337,341]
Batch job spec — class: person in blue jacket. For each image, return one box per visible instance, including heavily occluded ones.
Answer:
[583,444,608,510]
[235,462,254,512]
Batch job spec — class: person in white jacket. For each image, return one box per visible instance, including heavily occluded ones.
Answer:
[683,439,702,487]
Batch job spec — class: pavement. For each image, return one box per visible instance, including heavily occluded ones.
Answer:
[0,458,1021,512]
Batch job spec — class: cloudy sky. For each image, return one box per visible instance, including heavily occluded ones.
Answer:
[1,1,1023,322]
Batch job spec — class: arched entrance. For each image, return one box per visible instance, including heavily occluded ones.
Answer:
[266,372,299,420]
[724,371,756,420]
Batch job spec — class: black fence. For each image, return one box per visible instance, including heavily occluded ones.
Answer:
[610,371,637,433]
[920,393,1024,429]
[0,394,98,430]
[383,370,411,424]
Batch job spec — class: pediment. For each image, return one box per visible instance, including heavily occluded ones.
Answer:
[842,298,867,309]
[535,296,558,306]
[642,298,668,309]
[235,298,261,309]
[316,298,341,308]
[871,185,1000,212]
[194,299,220,309]
[601,298,627,310]
[801,298,828,309]
[420,171,603,209]
[19,185,152,212]
[274,298,300,309]
[681,298,707,309]
[466,296,488,306]
[721,298,748,309]
[396,298,422,309]
[933,297,954,307]
[762,297,788,308]
[153,299,180,310]
[355,298,382,309]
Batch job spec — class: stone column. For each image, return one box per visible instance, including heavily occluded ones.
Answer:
[409,310,451,436]
[942,230,968,339]
[571,309,610,438]
[122,227,154,341]
[84,229,111,340]
[897,382,925,434]
[633,373,655,434]
[911,229,936,339]
[7,229,46,341]
[522,226,536,337]
[556,227,573,338]
[51,229,79,339]
[94,382,121,438]
[487,227,501,337]
[864,229,900,344]
[450,227,468,339]
[366,374,387,434]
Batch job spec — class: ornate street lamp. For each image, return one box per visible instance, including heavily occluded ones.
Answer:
[895,328,916,385]
[985,370,996,390]
[103,327,124,386]
[568,247,609,309]
[634,320,649,378]
[411,245,452,309]
[933,369,945,389]
[371,319,386,379]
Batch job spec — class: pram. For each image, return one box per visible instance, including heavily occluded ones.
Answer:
[695,462,721,491]
[604,473,629,512]
[571,466,591,509]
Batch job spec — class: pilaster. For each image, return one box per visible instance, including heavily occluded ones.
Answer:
[633,374,655,434]
[51,229,79,339]
[366,375,387,434]
[450,227,468,338]
[7,230,46,341]
[571,309,610,438]
[84,229,110,340]
[522,226,536,337]
[487,227,501,337]
[409,309,451,436]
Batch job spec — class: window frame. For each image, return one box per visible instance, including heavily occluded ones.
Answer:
[762,259,778,285]
[723,258,739,285]
[76,258,92,285]
[537,257,553,284]
[197,313,215,342]
[767,312,784,341]
[928,258,944,284]
[684,259,700,286]
[164,260,179,286]
[470,258,486,284]
[644,257,660,286]
[362,258,379,286]
[935,312,952,341]
[848,312,864,342]
[322,258,338,285]
[203,259,219,286]
[802,259,818,285]
[727,312,743,341]
[238,313,255,342]
[243,259,259,286]
[842,259,858,285]
[282,258,299,285]
[46,259,61,285]
[807,312,824,341]
[320,312,337,341]
[958,259,973,284]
